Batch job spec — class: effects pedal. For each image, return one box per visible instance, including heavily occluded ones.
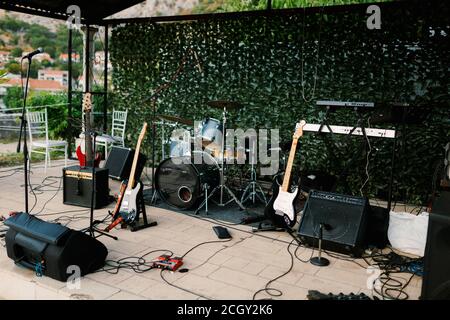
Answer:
[152,255,183,271]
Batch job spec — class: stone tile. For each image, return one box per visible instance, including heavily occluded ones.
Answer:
[107,291,147,300]
[59,278,120,300]
[258,265,305,285]
[243,261,268,275]
[140,282,198,300]
[209,267,267,291]
[113,275,159,294]
[222,256,250,270]
[175,274,229,298]
[188,263,221,277]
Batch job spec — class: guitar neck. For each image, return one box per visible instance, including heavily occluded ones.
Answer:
[127,126,146,190]
[127,144,141,190]
[84,110,93,164]
[281,138,298,192]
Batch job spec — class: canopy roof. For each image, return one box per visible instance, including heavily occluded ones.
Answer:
[0,1,394,24]
[0,0,145,23]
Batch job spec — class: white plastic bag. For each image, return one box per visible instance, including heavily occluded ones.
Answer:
[387,211,429,257]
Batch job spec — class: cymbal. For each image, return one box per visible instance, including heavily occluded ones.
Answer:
[158,114,194,126]
[207,100,241,110]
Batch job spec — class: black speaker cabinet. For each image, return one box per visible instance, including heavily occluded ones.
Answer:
[421,195,450,300]
[298,190,370,257]
[63,165,110,208]
[104,146,147,181]
[4,212,107,282]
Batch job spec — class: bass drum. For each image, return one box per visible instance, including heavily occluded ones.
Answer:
[155,151,220,210]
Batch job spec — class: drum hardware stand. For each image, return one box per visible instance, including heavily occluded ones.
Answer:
[241,143,267,206]
[310,223,330,267]
[211,106,245,210]
[195,183,210,215]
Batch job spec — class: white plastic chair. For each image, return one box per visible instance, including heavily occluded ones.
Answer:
[95,109,128,159]
[27,108,68,172]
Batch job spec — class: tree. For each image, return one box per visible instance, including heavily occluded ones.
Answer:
[3,86,23,109]
[10,47,23,57]
[6,61,21,74]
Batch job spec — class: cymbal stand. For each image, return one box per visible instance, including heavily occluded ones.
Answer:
[196,106,245,213]
[241,142,267,205]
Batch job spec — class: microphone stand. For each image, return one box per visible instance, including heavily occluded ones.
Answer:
[16,56,33,213]
[310,223,330,267]
[84,130,117,240]
[144,48,201,204]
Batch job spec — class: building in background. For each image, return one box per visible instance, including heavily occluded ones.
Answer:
[38,69,69,87]
[59,53,80,63]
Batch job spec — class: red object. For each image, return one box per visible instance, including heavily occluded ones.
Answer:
[104,216,124,232]
[153,255,183,271]
[76,146,102,168]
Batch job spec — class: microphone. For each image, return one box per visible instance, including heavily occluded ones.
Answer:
[22,48,44,60]
[192,50,203,74]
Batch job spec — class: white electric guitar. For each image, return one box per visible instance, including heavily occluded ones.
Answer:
[117,122,147,223]
[271,120,306,227]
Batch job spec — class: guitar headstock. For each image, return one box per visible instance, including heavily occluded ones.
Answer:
[82,93,92,112]
[293,120,307,141]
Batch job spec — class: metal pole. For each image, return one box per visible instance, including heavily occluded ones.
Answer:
[103,24,109,134]
[67,27,73,157]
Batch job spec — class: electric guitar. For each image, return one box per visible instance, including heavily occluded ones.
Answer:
[108,123,147,229]
[264,120,306,227]
[76,93,101,167]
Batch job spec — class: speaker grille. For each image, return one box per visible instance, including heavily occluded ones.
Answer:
[298,191,370,257]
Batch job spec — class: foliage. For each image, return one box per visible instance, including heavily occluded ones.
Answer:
[5,60,21,74]
[4,87,70,140]
[110,1,450,204]
[192,0,392,13]
[10,47,23,57]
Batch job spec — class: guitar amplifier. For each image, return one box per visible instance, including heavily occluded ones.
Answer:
[104,146,147,181]
[298,190,370,257]
[63,165,110,209]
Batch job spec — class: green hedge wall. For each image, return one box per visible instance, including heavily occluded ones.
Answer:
[110,1,449,204]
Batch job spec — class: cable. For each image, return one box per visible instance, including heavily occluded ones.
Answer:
[252,239,296,300]
[160,269,211,300]
[360,117,372,196]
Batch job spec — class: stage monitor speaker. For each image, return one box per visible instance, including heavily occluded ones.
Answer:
[4,212,107,282]
[63,165,110,208]
[298,190,370,257]
[421,193,450,300]
[104,146,147,181]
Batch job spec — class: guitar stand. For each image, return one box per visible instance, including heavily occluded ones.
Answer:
[252,222,287,233]
[126,186,158,232]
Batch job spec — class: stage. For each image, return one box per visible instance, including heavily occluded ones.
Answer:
[0,160,422,300]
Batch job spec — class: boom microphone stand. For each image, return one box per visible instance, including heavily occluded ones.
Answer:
[144,48,203,204]
[16,55,34,213]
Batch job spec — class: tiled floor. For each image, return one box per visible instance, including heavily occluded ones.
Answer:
[0,160,422,300]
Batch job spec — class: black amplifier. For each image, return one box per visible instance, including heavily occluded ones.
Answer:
[298,190,370,257]
[63,165,110,208]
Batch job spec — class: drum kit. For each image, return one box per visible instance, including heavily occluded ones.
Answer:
[153,100,268,214]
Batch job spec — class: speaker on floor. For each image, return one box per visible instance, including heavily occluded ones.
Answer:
[4,212,107,282]
[421,193,450,300]
[298,190,370,257]
[104,146,147,181]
